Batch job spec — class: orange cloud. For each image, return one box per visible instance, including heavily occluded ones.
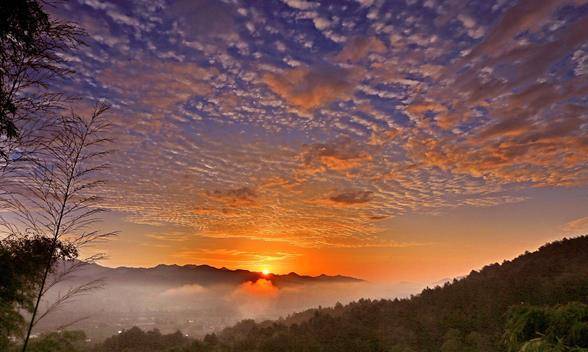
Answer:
[207,187,258,207]
[300,138,373,173]
[263,65,360,110]
[311,190,374,208]
[329,190,373,205]
[468,0,581,58]
[237,279,279,297]
[563,216,588,234]
[336,36,387,63]
[399,10,588,187]
[174,248,299,269]
[405,101,450,127]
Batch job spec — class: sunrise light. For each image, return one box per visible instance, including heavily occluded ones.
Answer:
[4,1,588,350]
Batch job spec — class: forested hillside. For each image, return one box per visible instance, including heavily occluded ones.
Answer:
[201,236,588,352]
[17,236,588,352]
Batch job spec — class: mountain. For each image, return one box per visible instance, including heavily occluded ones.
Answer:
[37,263,365,341]
[60,262,363,288]
[184,235,588,352]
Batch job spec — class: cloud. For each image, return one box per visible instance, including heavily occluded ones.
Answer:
[226,279,425,322]
[562,216,588,234]
[161,284,206,297]
[460,195,527,207]
[170,0,236,40]
[146,233,190,242]
[329,190,373,205]
[281,0,317,10]
[234,279,279,298]
[336,37,387,63]
[402,6,588,186]
[53,0,588,260]
[405,101,449,126]
[468,0,580,58]
[457,14,485,39]
[299,137,373,173]
[99,60,216,114]
[207,187,258,207]
[229,279,280,317]
[174,248,300,267]
[263,64,361,110]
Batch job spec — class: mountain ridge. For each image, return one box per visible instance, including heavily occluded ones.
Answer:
[68,261,363,288]
[39,259,368,340]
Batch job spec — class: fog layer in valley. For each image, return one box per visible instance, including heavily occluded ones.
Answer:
[37,263,425,341]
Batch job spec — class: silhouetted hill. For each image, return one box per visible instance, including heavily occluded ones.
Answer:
[65,262,362,288]
[198,236,588,351]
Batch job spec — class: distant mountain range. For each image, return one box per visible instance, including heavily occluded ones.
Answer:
[37,262,367,340]
[62,262,363,288]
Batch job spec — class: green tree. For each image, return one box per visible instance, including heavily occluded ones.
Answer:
[0,0,80,142]
[23,330,88,352]
[97,327,192,352]
[0,236,76,349]
[441,329,466,352]
[504,303,588,352]
[0,2,114,351]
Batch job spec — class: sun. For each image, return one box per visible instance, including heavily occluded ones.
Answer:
[262,268,270,276]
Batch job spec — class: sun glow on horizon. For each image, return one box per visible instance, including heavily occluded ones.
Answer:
[59,0,588,285]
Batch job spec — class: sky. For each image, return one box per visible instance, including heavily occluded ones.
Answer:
[50,0,588,283]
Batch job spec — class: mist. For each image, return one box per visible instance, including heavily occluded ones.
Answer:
[36,266,426,342]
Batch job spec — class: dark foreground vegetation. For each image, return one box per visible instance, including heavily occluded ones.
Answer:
[9,236,588,352]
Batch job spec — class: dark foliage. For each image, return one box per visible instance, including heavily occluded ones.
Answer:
[0,0,80,157]
[504,302,588,351]
[0,236,77,348]
[14,330,88,352]
[95,327,192,352]
[1,2,113,351]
